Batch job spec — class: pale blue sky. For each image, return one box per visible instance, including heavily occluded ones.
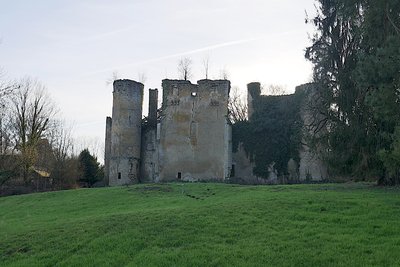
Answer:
[0,0,316,156]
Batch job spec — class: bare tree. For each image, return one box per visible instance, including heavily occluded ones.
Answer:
[202,54,210,79]
[0,70,19,154]
[220,66,229,80]
[106,71,120,86]
[262,84,288,95]
[47,120,77,189]
[0,69,17,104]
[12,78,57,182]
[228,87,248,123]
[137,71,147,84]
[48,120,74,162]
[0,69,19,187]
[73,136,103,163]
[0,107,15,155]
[0,104,17,187]
[178,57,193,81]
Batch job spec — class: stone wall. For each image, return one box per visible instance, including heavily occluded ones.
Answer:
[105,78,326,186]
[140,89,159,182]
[230,143,278,184]
[104,116,112,185]
[296,84,328,181]
[140,128,159,182]
[109,79,143,186]
[231,82,328,184]
[158,79,232,181]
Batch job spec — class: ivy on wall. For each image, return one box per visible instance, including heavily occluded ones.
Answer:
[232,90,306,178]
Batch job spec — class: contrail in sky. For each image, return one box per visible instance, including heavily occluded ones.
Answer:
[83,36,266,76]
[80,25,138,43]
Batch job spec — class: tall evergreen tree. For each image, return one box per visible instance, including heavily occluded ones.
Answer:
[358,0,400,184]
[306,0,400,183]
[78,149,102,187]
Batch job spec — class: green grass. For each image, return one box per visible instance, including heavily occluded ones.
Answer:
[1,183,400,266]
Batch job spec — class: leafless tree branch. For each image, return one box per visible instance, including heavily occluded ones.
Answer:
[178,57,193,81]
[228,87,248,123]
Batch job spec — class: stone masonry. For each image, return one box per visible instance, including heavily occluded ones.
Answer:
[108,80,143,186]
[105,79,232,185]
[105,78,327,185]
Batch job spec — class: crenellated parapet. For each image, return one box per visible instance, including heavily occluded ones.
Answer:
[162,79,230,108]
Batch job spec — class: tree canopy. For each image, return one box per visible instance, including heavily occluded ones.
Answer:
[306,0,400,184]
[78,149,103,187]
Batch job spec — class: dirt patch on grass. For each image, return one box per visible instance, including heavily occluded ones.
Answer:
[130,184,174,193]
[184,187,216,201]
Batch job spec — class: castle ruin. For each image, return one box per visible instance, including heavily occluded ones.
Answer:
[104,79,327,186]
[105,79,231,185]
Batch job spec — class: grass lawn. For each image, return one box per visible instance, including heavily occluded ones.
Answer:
[1,183,400,266]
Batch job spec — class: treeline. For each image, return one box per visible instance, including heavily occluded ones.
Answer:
[306,0,400,184]
[0,75,103,196]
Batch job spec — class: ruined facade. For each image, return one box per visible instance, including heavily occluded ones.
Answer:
[231,82,328,184]
[105,79,232,185]
[105,79,327,186]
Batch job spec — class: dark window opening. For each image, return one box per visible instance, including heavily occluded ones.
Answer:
[178,172,182,179]
[118,172,121,179]
[230,164,235,177]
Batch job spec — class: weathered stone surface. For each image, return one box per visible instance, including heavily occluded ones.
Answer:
[140,88,159,183]
[141,128,159,182]
[159,79,232,181]
[104,77,326,186]
[296,83,328,181]
[231,82,328,184]
[104,116,112,185]
[105,79,231,185]
[109,79,143,186]
[148,89,158,127]
[247,82,261,119]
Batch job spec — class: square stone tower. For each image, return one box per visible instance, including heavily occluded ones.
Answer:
[158,79,232,181]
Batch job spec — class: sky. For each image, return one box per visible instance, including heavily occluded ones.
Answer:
[0,0,316,159]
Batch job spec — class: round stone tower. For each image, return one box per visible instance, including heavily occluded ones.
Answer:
[109,79,143,186]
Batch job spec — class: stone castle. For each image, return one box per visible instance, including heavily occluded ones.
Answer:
[104,79,327,186]
[104,79,231,186]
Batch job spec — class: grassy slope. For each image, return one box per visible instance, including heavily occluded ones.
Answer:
[1,183,400,267]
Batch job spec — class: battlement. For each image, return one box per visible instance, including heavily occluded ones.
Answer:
[162,79,230,94]
[113,79,144,97]
[162,79,196,96]
[294,83,316,94]
[247,82,261,98]
[162,79,230,107]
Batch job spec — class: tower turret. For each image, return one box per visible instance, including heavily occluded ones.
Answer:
[247,82,261,119]
[109,79,143,185]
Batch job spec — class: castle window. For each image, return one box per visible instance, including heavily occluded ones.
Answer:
[118,172,121,179]
[191,92,197,97]
[173,85,179,96]
[231,164,235,177]
[210,100,219,106]
[178,172,182,179]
